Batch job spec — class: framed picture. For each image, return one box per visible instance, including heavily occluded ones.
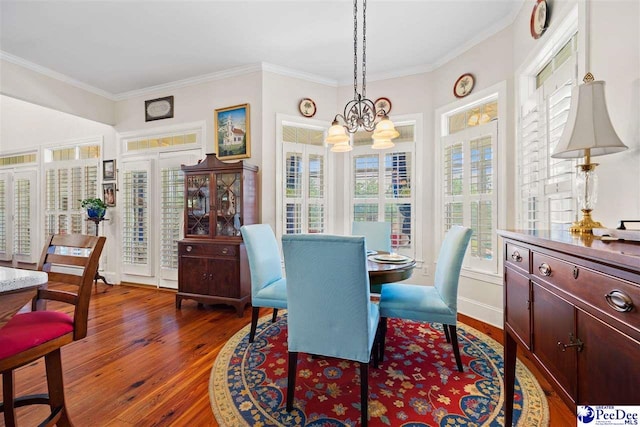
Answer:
[145,95,174,122]
[102,183,116,207]
[103,159,116,181]
[215,103,251,160]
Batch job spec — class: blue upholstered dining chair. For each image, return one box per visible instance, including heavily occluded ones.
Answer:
[378,226,472,372]
[282,234,380,427]
[352,221,392,253]
[240,224,287,343]
[352,221,392,294]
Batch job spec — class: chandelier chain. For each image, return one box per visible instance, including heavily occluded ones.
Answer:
[353,0,358,100]
[362,0,367,99]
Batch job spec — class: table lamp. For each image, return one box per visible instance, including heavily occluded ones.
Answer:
[551,73,628,234]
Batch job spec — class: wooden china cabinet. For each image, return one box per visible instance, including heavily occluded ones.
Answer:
[176,153,258,316]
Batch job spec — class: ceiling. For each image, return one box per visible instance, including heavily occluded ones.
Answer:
[0,1,524,99]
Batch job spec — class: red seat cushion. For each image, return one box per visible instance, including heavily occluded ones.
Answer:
[0,311,74,359]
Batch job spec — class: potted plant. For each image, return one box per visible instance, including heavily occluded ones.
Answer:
[80,198,107,219]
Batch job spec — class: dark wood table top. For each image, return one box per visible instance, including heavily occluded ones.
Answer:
[367,254,416,286]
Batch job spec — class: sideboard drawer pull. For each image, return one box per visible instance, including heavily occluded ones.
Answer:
[538,263,552,276]
[605,290,634,312]
[511,251,522,262]
[222,247,229,254]
[186,245,193,252]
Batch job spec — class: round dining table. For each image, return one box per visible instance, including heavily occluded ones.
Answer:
[367,255,416,286]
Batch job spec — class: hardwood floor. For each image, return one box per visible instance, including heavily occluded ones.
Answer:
[1,284,574,426]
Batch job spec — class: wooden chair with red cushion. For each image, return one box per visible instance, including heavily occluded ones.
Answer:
[0,234,106,427]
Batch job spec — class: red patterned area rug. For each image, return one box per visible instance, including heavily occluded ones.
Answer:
[210,312,548,426]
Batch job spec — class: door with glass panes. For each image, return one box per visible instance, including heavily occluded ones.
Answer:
[121,151,201,288]
[0,170,38,264]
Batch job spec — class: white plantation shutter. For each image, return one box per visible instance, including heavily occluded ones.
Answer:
[353,154,380,221]
[517,37,577,232]
[160,167,183,271]
[442,121,497,273]
[122,160,152,276]
[0,173,8,261]
[12,171,38,263]
[44,162,98,236]
[157,152,199,286]
[282,125,327,234]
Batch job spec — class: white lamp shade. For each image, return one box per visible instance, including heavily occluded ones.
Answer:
[552,80,628,158]
[330,141,353,152]
[371,138,395,150]
[325,123,350,145]
[372,117,400,140]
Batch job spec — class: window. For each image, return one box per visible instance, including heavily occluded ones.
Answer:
[280,123,328,234]
[122,160,151,276]
[438,95,500,275]
[517,35,577,232]
[43,142,101,236]
[351,123,415,253]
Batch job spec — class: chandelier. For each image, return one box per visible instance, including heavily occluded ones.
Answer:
[325,0,399,153]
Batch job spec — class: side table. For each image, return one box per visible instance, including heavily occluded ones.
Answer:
[86,217,111,286]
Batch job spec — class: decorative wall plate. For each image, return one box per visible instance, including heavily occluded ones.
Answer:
[298,98,316,118]
[374,97,392,115]
[453,73,475,98]
[530,0,548,39]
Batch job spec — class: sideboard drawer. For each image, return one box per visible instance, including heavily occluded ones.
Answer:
[532,251,640,335]
[179,242,238,258]
[505,243,530,273]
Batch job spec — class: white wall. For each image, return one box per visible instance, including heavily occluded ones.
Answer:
[1,95,116,151]
[0,59,115,125]
[588,0,640,223]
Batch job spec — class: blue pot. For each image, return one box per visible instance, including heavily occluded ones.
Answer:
[87,207,105,219]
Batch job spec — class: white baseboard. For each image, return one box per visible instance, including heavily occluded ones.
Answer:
[458,297,503,329]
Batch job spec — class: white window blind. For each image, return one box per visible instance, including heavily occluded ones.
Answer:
[122,161,152,276]
[0,174,7,259]
[44,163,99,235]
[282,125,327,234]
[442,120,498,273]
[517,35,577,232]
[160,166,184,270]
[8,170,38,263]
[351,123,415,253]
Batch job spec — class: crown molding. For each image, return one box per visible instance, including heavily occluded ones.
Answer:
[0,50,117,100]
[261,63,338,87]
[113,63,265,100]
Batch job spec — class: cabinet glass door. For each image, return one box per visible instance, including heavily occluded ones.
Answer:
[215,172,242,237]
[186,173,211,236]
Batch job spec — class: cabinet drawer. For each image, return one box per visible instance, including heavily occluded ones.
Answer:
[179,242,237,257]
[532,252,640,335]
[505,242,530,273]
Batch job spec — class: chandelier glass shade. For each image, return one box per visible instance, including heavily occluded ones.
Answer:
[327,0,399,152]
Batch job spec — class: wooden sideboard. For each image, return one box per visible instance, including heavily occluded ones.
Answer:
[497,230,640,426]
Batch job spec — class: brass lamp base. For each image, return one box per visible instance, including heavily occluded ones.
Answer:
[569,209,603,234]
